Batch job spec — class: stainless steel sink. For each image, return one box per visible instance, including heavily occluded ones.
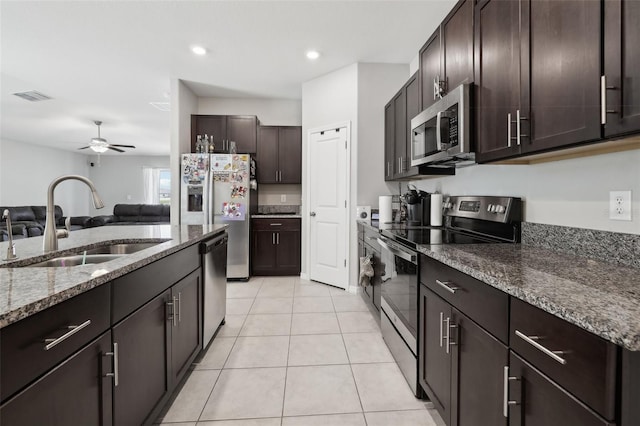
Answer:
[28,254,123,268]
[80,242,163,255]
[9,240,168,268]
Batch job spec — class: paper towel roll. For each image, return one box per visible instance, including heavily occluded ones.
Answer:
[379,196,393,225]
[430,193,443,226]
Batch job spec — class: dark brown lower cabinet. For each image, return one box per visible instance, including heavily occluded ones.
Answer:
[112,290,171,426]
[251,218,301,276]
[508,352,613,426]
[171,270,202,383]
[0,331,113,426]
[420,285,508,426]
[420,287,453,424]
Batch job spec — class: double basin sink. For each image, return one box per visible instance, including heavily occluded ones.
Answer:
[14,242,166,268]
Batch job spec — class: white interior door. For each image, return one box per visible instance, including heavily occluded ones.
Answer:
[308,126,348,288]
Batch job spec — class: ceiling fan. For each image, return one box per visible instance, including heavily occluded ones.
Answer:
[78,121,136,153]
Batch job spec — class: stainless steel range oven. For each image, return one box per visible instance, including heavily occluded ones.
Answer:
[378,195,522,398]
[378,235,420,396]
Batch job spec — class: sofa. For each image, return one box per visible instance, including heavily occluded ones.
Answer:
[0,205,92,241]
[90,204,170,227]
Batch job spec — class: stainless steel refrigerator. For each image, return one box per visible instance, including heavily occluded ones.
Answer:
[181,153,256,280]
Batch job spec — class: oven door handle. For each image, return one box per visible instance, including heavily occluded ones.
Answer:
[377,238,416,264]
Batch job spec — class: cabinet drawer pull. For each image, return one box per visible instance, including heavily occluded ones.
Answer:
[43,319,92,350]
[105,342,119,387]
[515,330,567,365]
[435,279,459,294]
[503,366,519,417]
[270,223,282,226]
[177,292,182,323]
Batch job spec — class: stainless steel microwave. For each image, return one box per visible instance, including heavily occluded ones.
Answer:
[410,83,474,167]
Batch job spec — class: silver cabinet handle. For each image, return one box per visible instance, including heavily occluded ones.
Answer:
[310,212,316,217]
[444,317,457,354]
[105,342,119,387]
[177,292,182,323]
[507,113,512,148]
[276,233,280,245]
[387,162,390,177]
[44,319,91,350]
[439,312,444,348]
[435,279,459,294]
[515,330,567,365]
[167,299,177,327]
[272,233,276,245]
[516,110,522,145]
[503,366,519,417]
[601,75,618,125]
[275,170,278,181]
[270,223,282,226]
[279,171,282,181]
[601,75,607,125]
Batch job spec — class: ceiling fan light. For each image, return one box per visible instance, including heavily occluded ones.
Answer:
[90,145,108,153]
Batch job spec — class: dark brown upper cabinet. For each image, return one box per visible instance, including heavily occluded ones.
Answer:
[385,73,420,180]
[474,0,523,163]
[521,0,602,154]
[604,0,640,138]
[419,0,474,111]
[191,115,258,154]
[256,126,301,184]
[476,0,601,162]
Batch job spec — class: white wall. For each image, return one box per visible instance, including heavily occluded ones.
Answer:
[86,155,170,215]
[357,63,410,207]
[0,138,91,215]
[409,148,640,234]
[301,63,359,281]
[198,97,301,126]
[171,79,198,225]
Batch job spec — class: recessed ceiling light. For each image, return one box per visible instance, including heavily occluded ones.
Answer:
[306,50,320,60]
[192,46,207,56]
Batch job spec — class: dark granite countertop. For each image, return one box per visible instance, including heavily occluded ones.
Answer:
[0,224,227,329]
[418,243,640,351]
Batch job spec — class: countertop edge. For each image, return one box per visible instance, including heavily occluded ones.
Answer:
[0,226,227,329]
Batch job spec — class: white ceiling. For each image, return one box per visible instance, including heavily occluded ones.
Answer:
[1,0,456,156]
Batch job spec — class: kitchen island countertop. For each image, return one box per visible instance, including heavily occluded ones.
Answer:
[418,243,640,351]
[0,224,227,329]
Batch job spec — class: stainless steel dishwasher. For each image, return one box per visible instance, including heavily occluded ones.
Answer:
[200,232,228,349]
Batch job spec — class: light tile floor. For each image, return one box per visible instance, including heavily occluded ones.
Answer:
[156,277,442,426]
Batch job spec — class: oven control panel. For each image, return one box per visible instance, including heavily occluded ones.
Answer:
[443,196,522,223]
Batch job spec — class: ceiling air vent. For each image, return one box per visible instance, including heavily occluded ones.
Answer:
[13,90,52,102]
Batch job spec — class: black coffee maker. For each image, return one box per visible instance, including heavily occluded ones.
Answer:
[400,185,431,226]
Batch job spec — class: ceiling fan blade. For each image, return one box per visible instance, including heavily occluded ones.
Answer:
[109,144,136,149]
[78,146,91,150]
[107,146,125,153]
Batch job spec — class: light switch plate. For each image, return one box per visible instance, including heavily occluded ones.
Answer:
[609,190,632,221]
[281,194,286,203]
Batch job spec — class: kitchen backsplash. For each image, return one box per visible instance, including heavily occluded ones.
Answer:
[522,222,640,269]
[257,204,300,214]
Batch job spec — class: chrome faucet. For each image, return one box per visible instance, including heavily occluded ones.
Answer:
[2,209,18,260]
[43,175,104,252]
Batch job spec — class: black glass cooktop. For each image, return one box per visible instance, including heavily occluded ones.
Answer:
[380,225,501,250]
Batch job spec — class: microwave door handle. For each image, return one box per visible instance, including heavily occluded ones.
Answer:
[436,110,444,151]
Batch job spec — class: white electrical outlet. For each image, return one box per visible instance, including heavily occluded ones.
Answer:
[281,194,286,203]
[609,190,632,221]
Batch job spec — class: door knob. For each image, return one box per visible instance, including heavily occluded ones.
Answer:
[310,212,316,217]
